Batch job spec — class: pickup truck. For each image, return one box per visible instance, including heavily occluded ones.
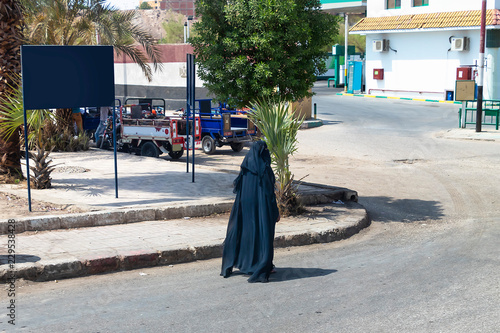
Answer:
[98,103,201,159]
[196,99,257,154]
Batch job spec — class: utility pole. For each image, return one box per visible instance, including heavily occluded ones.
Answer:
[476,0,487,132]
[344,13,349,92]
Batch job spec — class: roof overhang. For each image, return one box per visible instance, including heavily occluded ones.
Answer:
[351,25,500,35]
[350,9,500,34]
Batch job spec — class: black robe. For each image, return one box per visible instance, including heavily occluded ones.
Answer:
[221,141,280,282]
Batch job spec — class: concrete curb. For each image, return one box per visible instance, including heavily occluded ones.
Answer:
[336,92,462,104]
[300,119,323,129]
[0,202,369,282]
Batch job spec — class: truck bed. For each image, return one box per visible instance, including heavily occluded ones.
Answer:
[122,118,172,139]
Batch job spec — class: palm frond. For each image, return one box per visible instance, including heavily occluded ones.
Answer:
[23,0,162,81]
[0,74,53,148]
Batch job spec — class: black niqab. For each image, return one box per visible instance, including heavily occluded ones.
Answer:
[221,141,280,282]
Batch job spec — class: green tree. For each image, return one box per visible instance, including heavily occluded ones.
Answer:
[138,1,152,9]
[0,0,25,182]
[159,15,184,44]
[190,0,340,108]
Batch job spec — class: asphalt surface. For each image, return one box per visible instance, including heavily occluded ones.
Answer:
[1,83,499,283]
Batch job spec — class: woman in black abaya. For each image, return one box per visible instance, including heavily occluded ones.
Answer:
[221,140,280,282]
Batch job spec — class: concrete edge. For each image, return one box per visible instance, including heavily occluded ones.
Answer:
[0,201,234,235]
[0,202,370,283]
[0,187,356,235]
[300,119,323,129]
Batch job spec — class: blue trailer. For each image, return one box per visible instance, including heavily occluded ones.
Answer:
[196,99,257,154]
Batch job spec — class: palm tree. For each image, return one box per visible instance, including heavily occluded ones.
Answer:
[23,0,163,135]
[0,0,25,182]
[24,0,162,80]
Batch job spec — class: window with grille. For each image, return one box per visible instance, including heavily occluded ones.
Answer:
[387,0,401,9]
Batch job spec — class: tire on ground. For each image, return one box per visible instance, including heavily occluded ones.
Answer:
[230,142,244,152]
[140,141,159,158]
[202,135,216,154]
[168,149,184,160]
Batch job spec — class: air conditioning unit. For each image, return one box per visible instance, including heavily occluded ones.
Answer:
[373,39,389,52]
[451,37,469,51]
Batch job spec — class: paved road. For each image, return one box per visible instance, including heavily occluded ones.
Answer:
[12,219,500,332]
[6,83,500,332]
[301,85,500,225]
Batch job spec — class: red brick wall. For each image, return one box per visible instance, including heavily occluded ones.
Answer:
[114,44,194,63]
[163,0,195,17]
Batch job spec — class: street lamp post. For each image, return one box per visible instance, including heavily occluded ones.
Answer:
[187,15,193,41]
[476,0,487,132]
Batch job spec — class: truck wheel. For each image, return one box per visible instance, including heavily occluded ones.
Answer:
[202,135,216,154]
[168,149,184,160]
[140,142,159,158]
[230,142,244,152]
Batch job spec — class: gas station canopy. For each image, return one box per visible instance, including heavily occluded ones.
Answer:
[321,0,367,14]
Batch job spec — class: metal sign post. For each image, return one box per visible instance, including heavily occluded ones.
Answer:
[186,54,196,182]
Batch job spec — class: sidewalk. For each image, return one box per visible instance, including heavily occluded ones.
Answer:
[436,128,500,142]
[0,201,368,282]
[0,147,368,282]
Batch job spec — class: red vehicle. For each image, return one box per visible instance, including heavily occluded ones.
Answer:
[98,103,201,159]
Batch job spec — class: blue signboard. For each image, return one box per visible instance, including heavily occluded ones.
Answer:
[21,45,115,109]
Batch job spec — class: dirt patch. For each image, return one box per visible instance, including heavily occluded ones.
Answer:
[0,191,86,220]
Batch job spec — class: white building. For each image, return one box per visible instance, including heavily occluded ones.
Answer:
[350,0,500,100]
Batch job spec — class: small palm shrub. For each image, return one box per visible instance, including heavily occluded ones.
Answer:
[28,146,56,189]
[249,97,305,216]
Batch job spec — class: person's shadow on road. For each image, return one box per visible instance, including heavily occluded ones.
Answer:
[270,267,337,282]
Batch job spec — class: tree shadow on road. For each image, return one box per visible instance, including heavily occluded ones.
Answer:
[269,267,337,282]
[359,196,444,223]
